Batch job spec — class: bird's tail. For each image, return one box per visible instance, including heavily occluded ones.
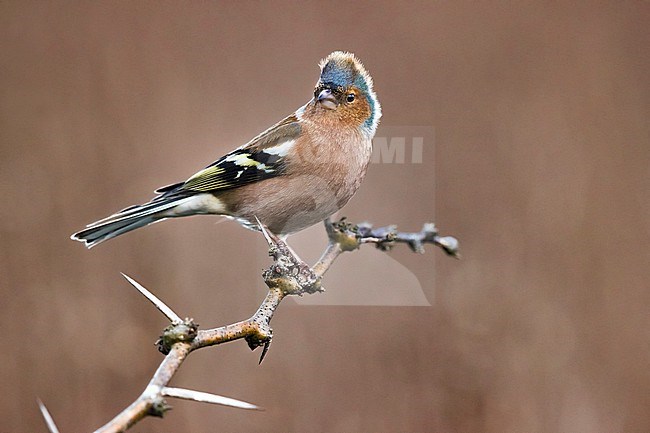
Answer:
[71,195,193,248]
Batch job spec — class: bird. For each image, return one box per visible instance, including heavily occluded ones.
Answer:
[72,51,381,248]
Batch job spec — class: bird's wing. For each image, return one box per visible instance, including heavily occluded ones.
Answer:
[159,114,302,195]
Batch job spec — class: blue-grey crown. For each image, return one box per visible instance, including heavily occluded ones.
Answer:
[318,51,381,136]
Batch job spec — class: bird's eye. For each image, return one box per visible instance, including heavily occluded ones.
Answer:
[346,93,355,103]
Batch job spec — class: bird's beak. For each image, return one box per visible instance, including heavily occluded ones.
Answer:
[317,88,338,110]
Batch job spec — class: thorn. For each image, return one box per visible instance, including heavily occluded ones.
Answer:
[162,387,262,411]
[121,273,183,324]
[259,340,271,364]
[37,399,60,433]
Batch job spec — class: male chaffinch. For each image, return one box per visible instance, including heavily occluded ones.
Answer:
[72,51,381,248]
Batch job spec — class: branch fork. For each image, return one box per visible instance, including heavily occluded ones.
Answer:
[40,218,459,433]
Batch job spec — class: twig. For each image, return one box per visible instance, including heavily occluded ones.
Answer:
[70,218,458,432]
[354,220,460,257]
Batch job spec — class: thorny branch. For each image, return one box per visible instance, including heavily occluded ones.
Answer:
[39,218,459,433]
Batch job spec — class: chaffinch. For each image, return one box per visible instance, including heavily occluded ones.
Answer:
[72,51,381,248]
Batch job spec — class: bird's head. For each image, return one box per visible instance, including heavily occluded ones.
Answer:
[310,51,381,137]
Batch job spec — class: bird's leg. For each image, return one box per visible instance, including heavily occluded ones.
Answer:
[278,234,298,258]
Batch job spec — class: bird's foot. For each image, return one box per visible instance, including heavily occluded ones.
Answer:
[256,218,322,295]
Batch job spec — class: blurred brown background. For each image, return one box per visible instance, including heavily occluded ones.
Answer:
[1,2,648,432]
